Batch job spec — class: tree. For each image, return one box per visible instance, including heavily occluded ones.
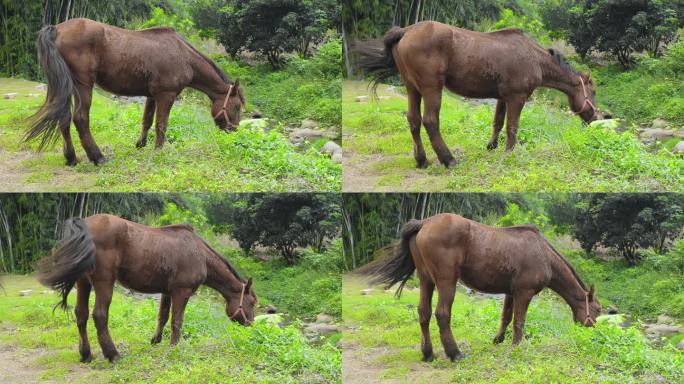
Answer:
[192,0,338,68]
[205,194,341,264]
[572,194,684,264]
[544,0,681,67]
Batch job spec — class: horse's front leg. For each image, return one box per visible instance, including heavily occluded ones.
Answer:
[92,279,120,362]
[418,274,435,361]
[152,92,177,149]
[487,100,507,150]
[169,289,192,345]
[434,281,463,361]
[503,96,526,151]
[136,98,156,148]
[493,294,513,344]
[150,294,171,344]
[422,89,458,168]
[511,290,535,345]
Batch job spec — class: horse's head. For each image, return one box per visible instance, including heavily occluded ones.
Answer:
[570,73,600,123]
[212,80,246,132]
[226,277,257,326]
[574,284,601,327]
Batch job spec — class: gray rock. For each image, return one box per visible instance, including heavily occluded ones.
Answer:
[4,93,18,99]
[355,96,369,102]
[361,288,374,296]
[672,141,684,155]
[19,289,32,296]
[640,128,675,141]
[651,118,670,129]
[331,152,342,163]
[300,118,318,130]
[35,84,47,91]
[250,109,263,118]
[289,128,336,144]
[315,313,334,323]
[643,323,683,336]
[265,304,278,314]
[320,141,342,156]
[677,339,684,350]
[304,323,339,335]
[606,305,619,314]
[657,314,675,325]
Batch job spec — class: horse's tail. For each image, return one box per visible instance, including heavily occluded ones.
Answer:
[353,26,406,97]
[25,25,74,149]
[37,218,95,312]
[356,219,423,298]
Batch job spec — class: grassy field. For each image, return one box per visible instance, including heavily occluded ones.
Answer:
[0,273,340,384]
[342,80,684,192]
[342,275,684,384]
[0,78,340,192]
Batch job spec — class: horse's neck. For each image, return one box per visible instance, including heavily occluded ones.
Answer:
[204,254,242,298]
[540,59,578,96]
[548,260,586,311]
[188,55,230,101]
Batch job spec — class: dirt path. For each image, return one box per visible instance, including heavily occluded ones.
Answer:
[0,148,96,192]
[0,343,57,383]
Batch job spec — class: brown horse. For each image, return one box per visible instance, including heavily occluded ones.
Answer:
[355,21,602,168]
[360,213,601,362]
[26,18,246,166]
[38,214,257,363]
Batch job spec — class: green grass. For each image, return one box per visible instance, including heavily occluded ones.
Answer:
[342,80,684,192]
[343,276,684,384]
[0,273,340,383]
[0,77,340,192]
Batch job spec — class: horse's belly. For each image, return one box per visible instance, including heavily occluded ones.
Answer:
[459,266,513,294]
[96,73,151,97]
[117,270,170,294]
[445,74,500,99]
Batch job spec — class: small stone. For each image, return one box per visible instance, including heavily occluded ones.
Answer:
[643,323,683,336]
[250,109,263,118]
[304,323,339,335]
[19,289,32,296]
[677,339,684,350]
[35,84,47,91]
[361,288,374,295]
[651,118,670,129]
[606,305,618,314]
[355,96,369,102]
[265,304,277,314]
[4,93,18,99]
[657,314,674,325]
[331,152,342,163]
[315,313,334,323]
[320,141,342,156]
[672,141,684,155]
[300,118,318,130]
[640,128,675,141]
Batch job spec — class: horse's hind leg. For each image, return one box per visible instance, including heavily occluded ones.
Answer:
[487,100,507,150]
[92,279,120,362]
[73,82,106,165]
[135,98,156,148]
[59,110,77,166]
[406,86,427,168]
[511,290,535,345]
[75,278,92,362]
[422,90,458,168]
[152,92,177,149]
[434,280,463,361]
[493,294,513,344]
[150,294,171,344]
[418,273,435,361]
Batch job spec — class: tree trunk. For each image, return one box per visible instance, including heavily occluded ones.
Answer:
[58,0,71,23]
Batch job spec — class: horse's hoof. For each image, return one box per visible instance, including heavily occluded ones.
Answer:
[486,142,497,150]
[422,353,434,362]
[79,354,93,363]
[448,352,465,362]
[106,352,121,363]
[415,159,429,169]
[493,335,504,344]
[136,140,147,148]
[92,157,107,166]
[65,158,78,167]
[150,335,162,344]
[444,158,460,168]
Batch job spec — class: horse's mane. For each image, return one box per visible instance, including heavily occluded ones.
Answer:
[198,237,244,282]
[540,235,588,290]
[548,49,580,75]
[158,223,195,232]
[176,34,231,84]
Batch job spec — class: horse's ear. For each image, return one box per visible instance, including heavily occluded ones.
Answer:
[233,79,240,89]
[246,277,253,290]
[589,284,595,300]
[548,48,555,56]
